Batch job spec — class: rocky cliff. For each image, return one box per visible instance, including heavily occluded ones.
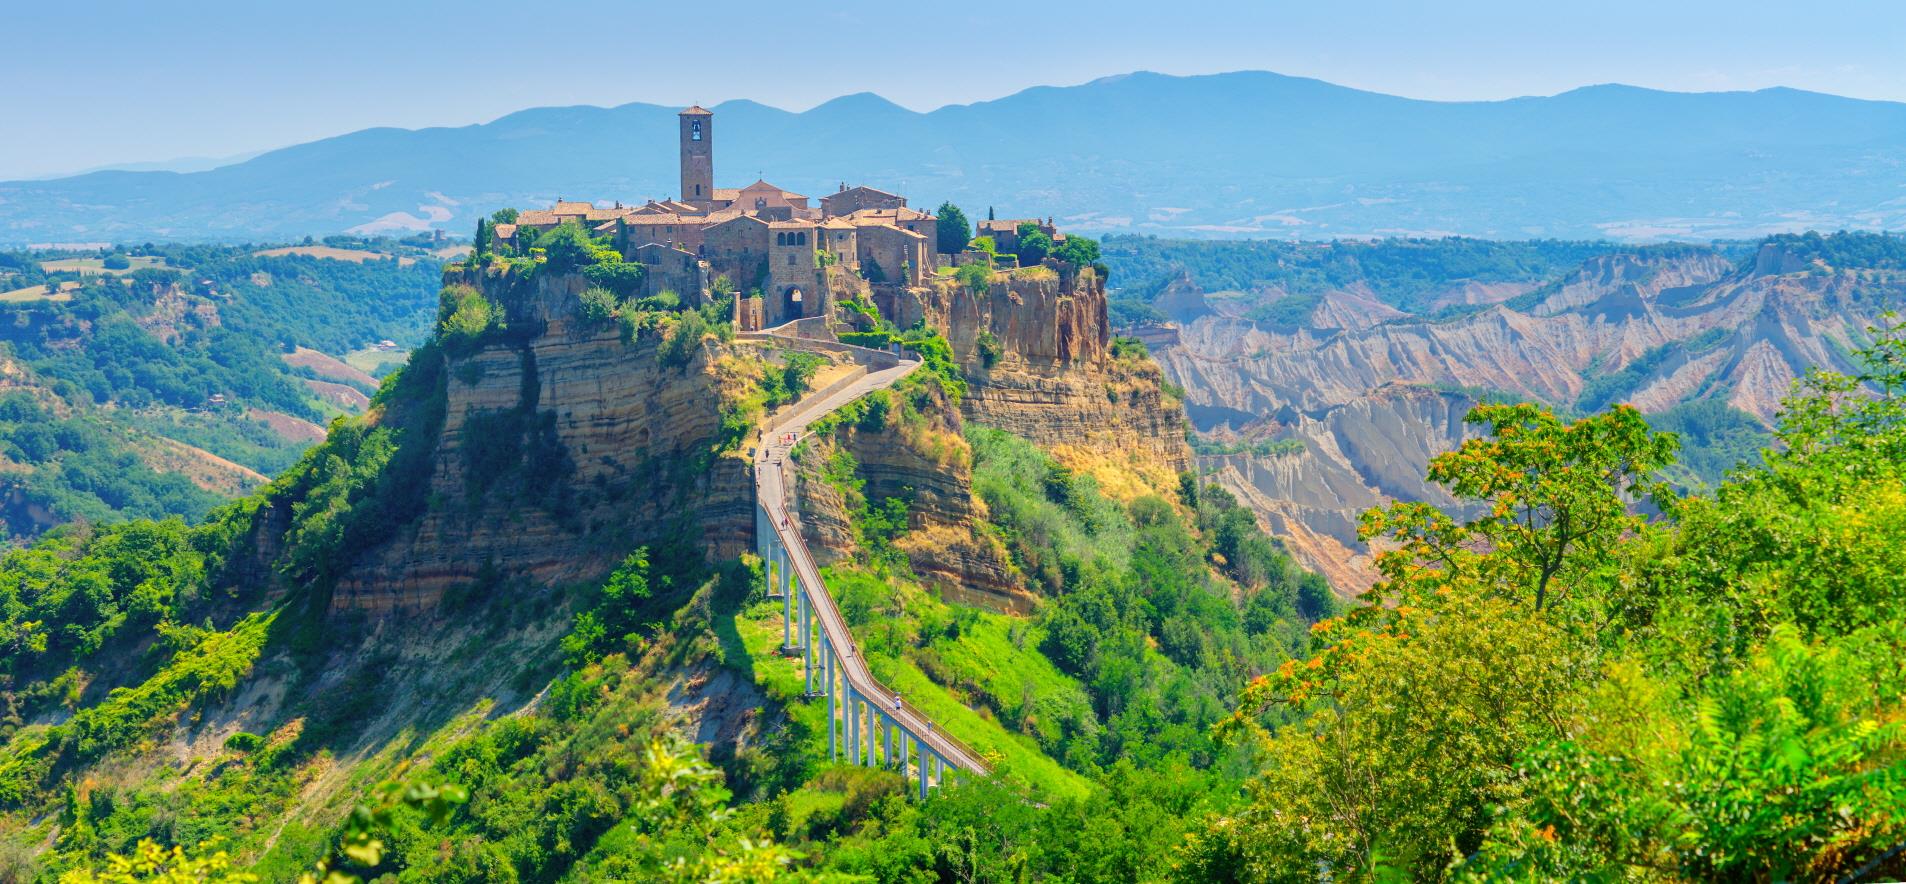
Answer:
[893,266,1192,491]
[787,264,1199,612]
[330,269,753,614]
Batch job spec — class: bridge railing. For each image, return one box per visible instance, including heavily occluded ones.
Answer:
[759,482,988,772]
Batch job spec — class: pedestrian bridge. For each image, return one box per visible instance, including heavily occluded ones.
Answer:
[747,327,990,799]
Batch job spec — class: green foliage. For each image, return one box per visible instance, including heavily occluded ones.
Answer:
[934,202,972,255]
[574,286,619,328]
[974,330,1003,368]
[1051,234,1101,267]
[757,351,825,410]
[1201,318,1906,881]
[58,838,258,883]
[101,255,132,271]
[434,283,498,355]
[1103,234,1621,315]
[1014,224,1052,266]
[1244,292,1321,326]
[658,309,707,369]
[580,260,645,297]
[1108,335,1148,360]
[1646,397,1769,488]
[1746,229,1906,272]
[1575,327,1729,413]
[967,427,1328,769]
[535,222,600,273]
[954,262,993,293]
[1189,435,1304,458]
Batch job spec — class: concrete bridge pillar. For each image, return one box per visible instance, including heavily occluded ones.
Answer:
[780,545,793,648]
[801,594,814,694]
[826,643,837,759]
[917,741,931,799]
[845,684,859,765]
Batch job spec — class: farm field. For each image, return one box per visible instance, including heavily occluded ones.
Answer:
[39,255,170,275]
[253,244,417,266]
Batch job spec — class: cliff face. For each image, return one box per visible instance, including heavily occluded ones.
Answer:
[331,269,752,614]
[787,265,1198,611]
[791,388,1030,611]
[891,267,1193,487]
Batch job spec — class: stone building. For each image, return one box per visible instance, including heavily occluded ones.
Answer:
[821,184,906,218]
[977,218,1057,255]
[493,104,1085,330]
[631,242,707,304]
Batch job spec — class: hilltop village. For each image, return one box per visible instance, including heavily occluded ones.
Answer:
[486,106,1085,330]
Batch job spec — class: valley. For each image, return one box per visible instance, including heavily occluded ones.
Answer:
[1106,231,1906,593]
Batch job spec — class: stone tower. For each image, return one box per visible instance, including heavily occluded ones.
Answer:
[679,106,714,207]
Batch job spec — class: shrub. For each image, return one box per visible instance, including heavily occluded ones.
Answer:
[102,254,132,271]
[582,261,645,296]
[576,287,619,328]
[977,330,1004,367]
[660,310,707,368]
[956,262,993,293]
[539,222,599,273]
[436,284,497,353]
[224,731,265,753]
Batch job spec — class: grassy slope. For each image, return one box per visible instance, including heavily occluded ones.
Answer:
[728,573,1093,803]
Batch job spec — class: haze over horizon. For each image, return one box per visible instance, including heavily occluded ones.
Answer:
[5,0,1904,180]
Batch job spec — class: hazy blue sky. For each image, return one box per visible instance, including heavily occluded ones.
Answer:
[5,0,1903,179]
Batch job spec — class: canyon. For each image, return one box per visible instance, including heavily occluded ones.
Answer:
[1133,239,1906,593]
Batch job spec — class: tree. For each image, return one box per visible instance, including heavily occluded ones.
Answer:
[1052,234,1101,267]
[1016,226,1052,266]
[935,202,972,254]
[472,218,494,256]
[539,222,598,273]
[955,262,993,293]
[490,207,518,225]
[1359,402,1677,612]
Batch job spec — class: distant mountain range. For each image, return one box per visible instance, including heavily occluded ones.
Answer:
[5,70,1905,245]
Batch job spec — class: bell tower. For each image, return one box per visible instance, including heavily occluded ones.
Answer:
[679,106,714,208]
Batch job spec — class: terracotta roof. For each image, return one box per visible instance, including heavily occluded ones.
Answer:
[628,213,694,225]
[818,218,857,230]
[493,224,517,239]
[853,220,926,240]
[706,213,769,229]
[712,188,742,201]
[680,105,713,116]
[551,201,597,213]
[979,218,1045,233]
[516,210,560,226]
[824,185,902,201]
[848,207,933,224]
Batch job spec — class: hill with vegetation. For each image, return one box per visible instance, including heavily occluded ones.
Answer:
[6,72,1906,245]
[0,218,1352,881]
[0,238,444,538]
[2,215,1902,881]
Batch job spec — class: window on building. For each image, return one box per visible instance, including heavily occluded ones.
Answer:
[691,120,702,141]
[787,254,796,266]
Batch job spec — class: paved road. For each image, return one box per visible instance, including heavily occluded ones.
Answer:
[751,339,990,774]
